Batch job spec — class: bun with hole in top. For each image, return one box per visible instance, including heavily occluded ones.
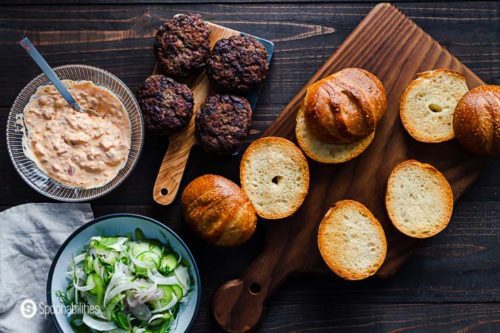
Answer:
[240,137,310,219]
[400,69,468,143]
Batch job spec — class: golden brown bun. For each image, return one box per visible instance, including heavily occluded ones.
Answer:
[240,137,309,219]
[303,68,387,144]
[317,200,387,280]
[295,106,375,164]
[400,69,468,143]
[181,174,257,246]
[453,85,500,155]
[385,160,453,238]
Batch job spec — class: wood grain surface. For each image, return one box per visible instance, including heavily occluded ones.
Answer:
[0,1,498,332]
[152,22,240,206]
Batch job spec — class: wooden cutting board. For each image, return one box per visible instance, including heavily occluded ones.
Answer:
[212,3,490,332]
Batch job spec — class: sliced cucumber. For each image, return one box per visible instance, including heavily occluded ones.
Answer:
[130,241,163,257]
[149,243,163,257]
[133,251,160,278]
[135,228,145,241]
[159,254,178,274]
[86,274,104,306]
[138,251,160,266]
[83,255,93,274]
[103,294,123,320]
[129,241,152,257]
[171,285,183,300]
[150,285,174,310]
[149,312,172,327]
[92,258,102,275]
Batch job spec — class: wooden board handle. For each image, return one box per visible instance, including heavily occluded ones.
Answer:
[153,129,196,205]
[213,278,265,333]
[213,221,300,332]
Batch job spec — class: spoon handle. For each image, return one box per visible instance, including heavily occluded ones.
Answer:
[19,37,82,112]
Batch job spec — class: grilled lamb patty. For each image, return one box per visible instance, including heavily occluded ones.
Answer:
[207,35,269,93]
[137,75,194,136]
[196,94,253,155]
[154,14,211,78]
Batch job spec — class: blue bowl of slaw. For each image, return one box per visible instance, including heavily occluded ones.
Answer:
[47,214,201,332]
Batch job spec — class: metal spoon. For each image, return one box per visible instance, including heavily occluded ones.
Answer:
[19,37,101,118]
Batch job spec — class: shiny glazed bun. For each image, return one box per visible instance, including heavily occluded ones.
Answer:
[453,85,499,155]
[303,68,386,144]
[181,174,257,246]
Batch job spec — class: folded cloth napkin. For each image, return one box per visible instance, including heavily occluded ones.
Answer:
[0,203,93,333]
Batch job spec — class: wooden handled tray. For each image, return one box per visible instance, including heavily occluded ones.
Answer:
[212,3,490,332]
[152,22,274,205]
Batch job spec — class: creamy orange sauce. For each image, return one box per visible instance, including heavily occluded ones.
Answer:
[23,80,131,189]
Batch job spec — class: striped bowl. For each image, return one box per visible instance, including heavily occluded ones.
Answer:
[6,65,144,202]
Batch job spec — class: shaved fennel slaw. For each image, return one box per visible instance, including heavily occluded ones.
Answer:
[57,230,192,332]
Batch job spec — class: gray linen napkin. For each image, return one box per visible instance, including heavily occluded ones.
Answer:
[0,203,93,333]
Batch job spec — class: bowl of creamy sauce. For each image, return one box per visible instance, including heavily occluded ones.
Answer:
[24,80,131,189]
[7,65,144,201]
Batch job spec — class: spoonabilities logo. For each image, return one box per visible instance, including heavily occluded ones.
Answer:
[19,299,37,319]
[19,298,99,318]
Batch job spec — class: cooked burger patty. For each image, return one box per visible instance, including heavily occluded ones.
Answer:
[137,75,194,136]
[196,94,253,155]
[207,35,269,93]
[154,14,211,78]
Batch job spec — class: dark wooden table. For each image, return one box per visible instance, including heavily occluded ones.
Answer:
[1,1,499,332]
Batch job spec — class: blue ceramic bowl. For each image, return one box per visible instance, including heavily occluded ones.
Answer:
[47,214,201,332]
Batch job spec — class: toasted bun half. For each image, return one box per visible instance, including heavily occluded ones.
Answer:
[295,106,374,164]
[240,137,310,219]
[386,160,454,238]
[400,69,468,143]
[318,200,387,280]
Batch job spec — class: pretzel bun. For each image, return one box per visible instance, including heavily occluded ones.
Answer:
[295,106,375,164]
[181,174,257,246]
[453,85,500,155]
[303,68,387,144]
